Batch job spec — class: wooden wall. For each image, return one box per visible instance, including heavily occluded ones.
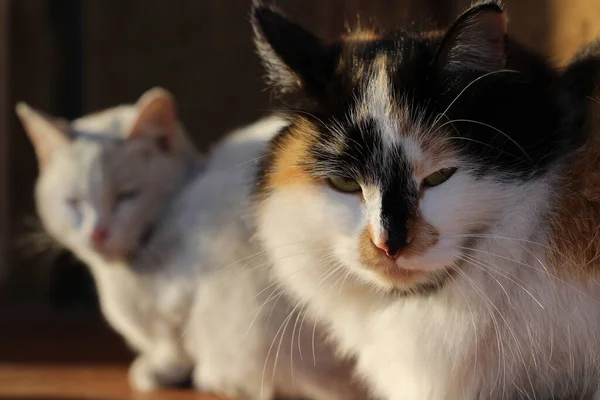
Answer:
[3,0,64,307]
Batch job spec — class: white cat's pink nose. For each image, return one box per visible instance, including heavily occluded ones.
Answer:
[91,226,108,246]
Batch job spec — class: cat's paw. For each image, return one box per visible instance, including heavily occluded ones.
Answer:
[128,355,191,392]
[129,357,161,392]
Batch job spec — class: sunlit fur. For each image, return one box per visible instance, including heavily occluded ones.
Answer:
[253,2,600,399]
[18,94,365,400]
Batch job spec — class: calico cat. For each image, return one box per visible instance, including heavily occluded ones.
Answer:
[17,88,365,400]
[251,1,600,399]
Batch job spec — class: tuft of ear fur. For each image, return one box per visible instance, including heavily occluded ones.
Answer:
[557,40,600,145]
[436,1,507,73]
[572,38,600,64]
[251,3,335,97]
[129,87,177,152]
[15,102,70,169]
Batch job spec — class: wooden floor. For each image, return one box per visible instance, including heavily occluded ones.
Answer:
[0,309,226,400]
[0,365,224,400]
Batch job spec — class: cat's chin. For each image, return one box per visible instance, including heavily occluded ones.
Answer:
[360,263,453,296]
[93,246,130,264]
[374,264,425,285]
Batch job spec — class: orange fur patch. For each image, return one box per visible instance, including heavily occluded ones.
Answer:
[403,211,440,258]
[342,29,381,42]
[265,118,318,189]
[548,94,600,279]
[419,29,446,40]
[412,160,425,177]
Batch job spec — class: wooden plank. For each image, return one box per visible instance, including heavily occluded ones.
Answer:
[0,315,224,398]
[0,365,226,399]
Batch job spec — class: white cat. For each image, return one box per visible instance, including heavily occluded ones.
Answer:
[17,88,365,400]
[252,2,600,400]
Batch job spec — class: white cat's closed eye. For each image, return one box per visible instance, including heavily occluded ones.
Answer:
[116,190,140,203]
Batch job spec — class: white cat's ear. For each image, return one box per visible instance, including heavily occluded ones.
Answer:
[129,87,177,152]
[436,1,507,73]
[15,102,70,168]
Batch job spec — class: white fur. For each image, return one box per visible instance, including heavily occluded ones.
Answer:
[364,65,397,149]
[206,115,289,171]
[257,129,600,399]
[23,97,363,400]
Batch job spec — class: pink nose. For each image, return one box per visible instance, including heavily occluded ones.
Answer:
[373,240,402,260]
[91,226,108,246]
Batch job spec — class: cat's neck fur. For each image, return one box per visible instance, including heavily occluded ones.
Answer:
[125,159,204,271]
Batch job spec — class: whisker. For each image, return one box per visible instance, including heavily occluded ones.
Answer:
[297,302,313,363]
[432,69,519,129]
[290,301,308,371]
[272,300,303,386]
[446,267,480,387]
[441,119,532,163]
[455,266,520,396]
[219,151,275,172]
[455,243,600,306]
[260,297,298,398]
[458,254,511,302]
[460,253,544,309]
[451,233,579,269]
[246,285,284,337]
[443,136,527,163]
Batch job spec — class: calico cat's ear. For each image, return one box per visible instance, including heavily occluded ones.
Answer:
[15,102,70,168]
[251,3,335,97]
[556,42,600,144]
[435,1,507,73]
[129,87,177,152]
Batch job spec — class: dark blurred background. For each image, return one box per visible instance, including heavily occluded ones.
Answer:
[0,0,598,396]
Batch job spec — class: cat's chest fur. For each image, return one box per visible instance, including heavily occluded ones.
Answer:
[90,261,194,351]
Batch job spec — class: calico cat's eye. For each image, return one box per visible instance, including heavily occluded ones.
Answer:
[116,190,140,203]
[423,168,457,187]
[327,176,362,193]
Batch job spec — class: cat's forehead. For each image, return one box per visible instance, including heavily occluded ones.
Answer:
[336,31,435,93]
[71,105,137,139]
[311,55,453,182]
[68,137,147,180]
[318,34,450,167]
